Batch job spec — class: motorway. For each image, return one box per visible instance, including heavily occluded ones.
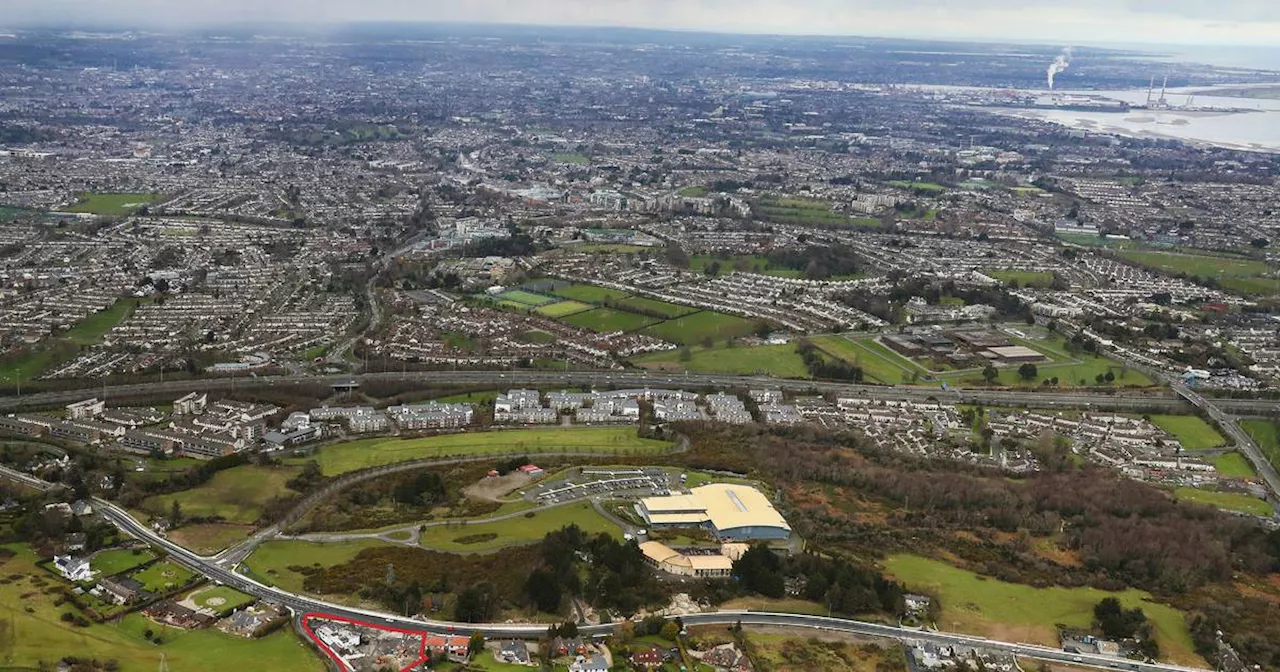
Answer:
[0,465,1210,672]
[1,369,1276,415]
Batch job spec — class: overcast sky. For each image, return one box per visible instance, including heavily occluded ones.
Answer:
[6,0,1280,46]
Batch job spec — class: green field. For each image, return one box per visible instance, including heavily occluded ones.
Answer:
[91,548,157,577]
[633,343,809,378]
[242,540,389,594]
[883,554,1200,665]
[561,307,659,333]
[496,290,556,306]
[549,283,632,303]
[64,298,139,345]
[937,334,1154,388]
[191,586,256,614]
[811,335,929,385]
[756,196,879,228]
[534,300,593,318]
[611,295,699,318]
[888,180,947,193]
[1242,419,1280,471]
[551,152,590,165]
[419,502,620,552]
[688,254,802,278]
[165,523,254,555]
[1174,487,1273,516]
[1116,250,1278,296]
[468,650,539,671]
[679,186,709,197]
[144,466,300,525]
[66,192,162,216]
[1212,452,1257,479]
[640,311,758,346]
[292,427,672,476]
[131,560,195,593]
[0,544,322,671]
[984,269,1056,288]
[1149,415,1226,450]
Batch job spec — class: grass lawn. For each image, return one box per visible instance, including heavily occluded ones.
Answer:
[1242,419,1280,472]
[549,283,632,303]
[131,560,195,593]
[561,307,659,333]
[190,586,256,614]
[1116,250,1277,296]
[535,300,593,318]
[755,196,877,228]
[242,540,389,594]
[419,502,620,552]
[0,544,323,671]
[1212,452,1257,479]
[687,254,806,278]
[679,185,709,197]
[66,192,162,216]
[937,334,1154,389]
[143,466,300,525]
[984,269,1056,288]
[1148,415,1226,450]
[496,289,556,306]
[632,343,809,378]
[518,330,558,344]
[468,650,538,671]
[640,311,758,346]
[811,336,929,385]
[889,180,947,193]
[64,298,140,345]
[611,295,698,319]
[91,548,157,577]
[718,596,829,616]
[292,427,672,476]
[1174,487,1273,516]
[551,152,590,165]
[883,554,1201,666]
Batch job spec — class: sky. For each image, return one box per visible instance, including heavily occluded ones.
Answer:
[5,0,1280,46]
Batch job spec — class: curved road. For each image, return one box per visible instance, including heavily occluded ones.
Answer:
[0,465,1210,672]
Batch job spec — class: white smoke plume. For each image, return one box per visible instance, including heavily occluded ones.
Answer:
[1047,46,1073,90]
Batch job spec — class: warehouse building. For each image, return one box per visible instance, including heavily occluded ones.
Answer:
[638,483,791,541]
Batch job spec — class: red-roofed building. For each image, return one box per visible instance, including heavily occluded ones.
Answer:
[424,633,470,662]
[518,464,545,477]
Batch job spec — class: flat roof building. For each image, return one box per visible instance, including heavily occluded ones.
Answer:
[639,483,791,541]
[639,541,733,578]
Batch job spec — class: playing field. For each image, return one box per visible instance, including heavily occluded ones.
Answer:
[144,466,300,525]
[561,307,659,333]
[132,560,196,593]
[611,295,698,318]
[0,544,323,671]
[496,289,556,306]
[1117,250,1278,296]
[91,548,157,577]
[66,192,162,216]
[755,196,878,228]
[640,311,758,346]
[242,539,390,593]
[1242,419,1280,471]
[883,554,1201,666]
[1212,452,1257,479]
[191,585,256,614]
[1148,415,1226,450]
[419,501,620,552]
[292,427,672,476]
[810,335,927,385]
[64,298,139,345]
[938,335,1154,388]
[551,152,589,164]
[535,300,592,318]
[550,283,632,303]
[1175,487,1273,516]
[633,343,810,378]
[984,269,1056,288]
[888,180,947,192]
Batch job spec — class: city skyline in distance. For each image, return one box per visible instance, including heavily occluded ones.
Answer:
[4,0,1280,47]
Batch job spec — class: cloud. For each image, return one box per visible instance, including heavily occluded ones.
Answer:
[3,0,1280,45]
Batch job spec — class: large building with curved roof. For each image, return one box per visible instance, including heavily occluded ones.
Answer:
[638,483,791,541]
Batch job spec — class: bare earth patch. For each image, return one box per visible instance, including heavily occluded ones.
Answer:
[462,471,533,502]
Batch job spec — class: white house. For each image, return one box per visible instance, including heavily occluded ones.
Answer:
[54,555,93,582]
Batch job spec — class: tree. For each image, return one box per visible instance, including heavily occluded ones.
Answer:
[455,582,496,622]
[524,568,563,613]
[169,500,183,527]
[982,365,1000,384]
[468,632,485,656]
[660,620,680,642]
[1017,363,1038,381]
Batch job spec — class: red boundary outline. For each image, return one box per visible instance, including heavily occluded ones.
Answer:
[302,612,433,672]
